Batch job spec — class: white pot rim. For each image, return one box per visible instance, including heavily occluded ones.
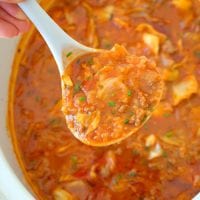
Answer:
[0,37,34,200]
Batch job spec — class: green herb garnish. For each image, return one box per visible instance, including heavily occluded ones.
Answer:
[127,171,137,178]
[132,149,139,156]
[127,90,132,96]
[66,52,73,57]
[113,174,123,184]
[148,105,155,112]
[49,118,61,126]
[129,111,134,116]
[162,151,168,158]
[87,58,94,65]
[79,96,86,102]
[124,119,129,124]
[70,155,78,170]
[141,115,148,123]
[86,75,92,80]
[103,40,112,49]
[74,82,81,93]
[108,101,116,107]
[165,130,174,138]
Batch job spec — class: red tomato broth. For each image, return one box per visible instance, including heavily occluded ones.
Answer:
[62,44,163,146]
[10,0,200,199]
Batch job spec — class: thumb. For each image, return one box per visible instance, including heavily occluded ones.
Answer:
[0,0,24,3]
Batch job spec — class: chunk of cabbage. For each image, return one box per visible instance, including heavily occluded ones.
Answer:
[148,143,163,160]
[86,110,101,134]
[172,75,198,105]
[145,134,156,147]
[53,188,76,200]
[135,23,166,42]
[153,102,173,117]
[76,111,101,134]
[163,68,179,82]
[143,33,160,55]
[62,75,73,87]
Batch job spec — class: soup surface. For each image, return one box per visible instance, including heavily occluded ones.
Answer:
[11,0,200,199]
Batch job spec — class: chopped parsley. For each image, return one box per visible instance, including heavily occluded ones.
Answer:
[87,58,94,65]
[127,90,132,96]
[148,105,155,112]
[86,75,92,80]
[127,171,137,178]
[162,151,168,158]
[165,130,174,138]
[102,40,112,49]
[66,52,73,57]
[132,149,139,156]
[129,111,134,117]
[141,115,148,123]
[105,43,112,49]
[70,155,78,170]
[49,118,61,126]
[113,174,123,184]
[74,82,81,93]
[108,101,116,107]
[124,119,129,124]
[79,96,86,102]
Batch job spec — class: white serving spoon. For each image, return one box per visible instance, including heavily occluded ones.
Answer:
[18,0,97,75]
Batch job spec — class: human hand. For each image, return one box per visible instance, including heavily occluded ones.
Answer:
[0,0,30,38]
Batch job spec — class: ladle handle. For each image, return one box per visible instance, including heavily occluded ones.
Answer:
[18,0,90,74]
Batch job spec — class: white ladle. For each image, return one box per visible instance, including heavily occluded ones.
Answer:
[18,0,97,75]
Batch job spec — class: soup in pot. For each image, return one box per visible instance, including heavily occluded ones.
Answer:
[9,0,200,199]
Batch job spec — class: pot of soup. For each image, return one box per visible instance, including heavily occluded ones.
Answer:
[0,0,200,199]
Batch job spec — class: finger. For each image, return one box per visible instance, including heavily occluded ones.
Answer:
[0,0,24,3]
[0,7,30,34]
[0,18,19,37]
[0,2,27,20]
